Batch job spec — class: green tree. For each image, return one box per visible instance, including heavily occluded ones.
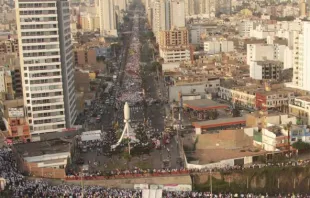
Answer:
[145,31,154,39]
[232,106,241,117]
[151,61,162,73]
[292,140,310,151]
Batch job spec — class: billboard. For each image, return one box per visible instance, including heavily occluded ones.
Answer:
[163,184,192,191]
[134,184,149,190]
[8,108,24,118]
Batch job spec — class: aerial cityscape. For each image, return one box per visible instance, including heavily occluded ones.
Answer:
[1,0,310,197]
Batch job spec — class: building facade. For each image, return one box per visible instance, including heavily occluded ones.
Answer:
[204,40,234,54]
[159,28,189,48]
[256,89,295,111]
[73,47,97,66]
[0,38,19,54]
[159,48,191,63]
[250,60,284,80]
[15,0,77,140]
[170,0,185,28]
[99,0,117,37]
[219,86,257,109]
[289,96,310,125]
[246,43,286,65]
[292,22,310,92]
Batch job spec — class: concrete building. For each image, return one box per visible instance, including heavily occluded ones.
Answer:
[283,47,293,69]
[291,22,310,92]
[219,85,257,109]
[0,65,23,98]
[15,0,77,140]
[250,60,284,81]
[159,48,191,63]
[258,125,291,152]
[0,38,19,54]
[249,24,276,39]
[152,0,168,40]
[114,0,127,11]
[99,0,117,37]
[73,47,97,67]
[289,96,310,125]
[184,0,195,16]
[7,117,30,143]
[204,40,234,54]
[159,27,189,48]
[0,98,30,142]
[80,13,100,32]
[159,27,191,63]
[255,88,296,111]
[246,43,286,65]
[238,20,258,38]
[300,0,307,17]
[152,0,185,41]
[169,77,220,102]
[14,139,71,178]
[188,24,208,46]
[170,0,185,28]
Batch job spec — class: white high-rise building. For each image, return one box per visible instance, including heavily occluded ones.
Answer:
[15,0,77,140]
[170,0,185,28]
[292,22,310,92]
[152,0,169,40]
[99,0,117,37]
[152,0,186,41]
[114,0,127,12]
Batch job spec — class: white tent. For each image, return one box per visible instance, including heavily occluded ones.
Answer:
[81,130,102,142]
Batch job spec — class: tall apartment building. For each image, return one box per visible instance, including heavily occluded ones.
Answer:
[158,27,191,63]
[80,13,100,32]
[292,22,310,92]
[114,0,127,11]
[152,0,185,41]
[15,0,77,140]
[159,27,189,48]
[98,0,117,37]
[152,0,168,40]
[246,43,286,65]
[199,0,216,17]
[170,0,185,28]
[238,20,258,38]
[300,0,307,17]
[250,60,284,81]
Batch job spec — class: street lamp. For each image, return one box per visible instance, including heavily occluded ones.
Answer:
[210,169,212,196]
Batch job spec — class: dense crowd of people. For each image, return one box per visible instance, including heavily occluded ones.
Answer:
[0,146,144,197]
[118,15,143,104]
[1,146,310,197]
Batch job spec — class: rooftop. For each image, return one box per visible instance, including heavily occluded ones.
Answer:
[191,130,268,164]
[193,117,246,128]
[266,126,284,136]
[14,139,71,157]
[256,87,296,96]
[295,96,310,103]
[183,99,228,111]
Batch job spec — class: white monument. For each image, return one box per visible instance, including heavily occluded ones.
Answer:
[111,102,136,152]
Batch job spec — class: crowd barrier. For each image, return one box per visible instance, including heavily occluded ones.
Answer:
[65,170,190,181]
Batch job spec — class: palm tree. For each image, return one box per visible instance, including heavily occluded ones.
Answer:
[287,121,292,158]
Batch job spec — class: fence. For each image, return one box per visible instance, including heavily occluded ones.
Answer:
[65,170,190,181]
[24,162,66,179]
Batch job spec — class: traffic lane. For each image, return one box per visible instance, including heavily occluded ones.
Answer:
[147,105,164,132]
[145,72,158,99]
